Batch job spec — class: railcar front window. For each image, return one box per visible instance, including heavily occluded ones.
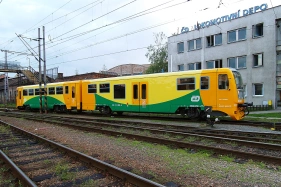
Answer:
[233,71,245,99]
[23,89,28,96]
[233,71,243,89]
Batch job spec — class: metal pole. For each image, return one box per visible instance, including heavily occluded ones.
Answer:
[38,28,42,114]
[4,51,7,107]
[43,26,47,114]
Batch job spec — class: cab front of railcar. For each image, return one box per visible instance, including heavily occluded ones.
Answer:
[233,70,252,119]
[16,87,24,110]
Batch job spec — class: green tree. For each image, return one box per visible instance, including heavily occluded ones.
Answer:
[145,32,168,74]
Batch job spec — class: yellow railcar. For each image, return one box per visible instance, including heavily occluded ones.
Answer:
[81,68,251,121]
[16,80,82,112]
[17,68,252,124]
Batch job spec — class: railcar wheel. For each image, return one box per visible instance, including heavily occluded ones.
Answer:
[99,106,112,115]
[117,112,123,115]
[180,108,186,117]
[25,106,31,112]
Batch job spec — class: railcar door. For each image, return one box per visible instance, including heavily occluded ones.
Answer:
[64,84,71,109]
[64,83,79,110]
[217,73,232,110]
[16,88,23,108]
[132,82,149,112]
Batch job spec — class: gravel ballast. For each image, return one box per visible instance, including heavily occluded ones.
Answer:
[0,116,280,187]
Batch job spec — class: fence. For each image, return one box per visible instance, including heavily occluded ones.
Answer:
[248,105,273,111]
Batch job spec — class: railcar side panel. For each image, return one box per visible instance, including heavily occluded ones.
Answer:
[16,81,81,111]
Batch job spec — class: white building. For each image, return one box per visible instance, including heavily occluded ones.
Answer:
[168,3,281,108]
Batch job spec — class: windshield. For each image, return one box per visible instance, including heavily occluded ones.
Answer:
[233,71,243,89]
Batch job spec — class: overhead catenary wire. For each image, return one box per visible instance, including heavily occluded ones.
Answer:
[4,0,138,60]
[6,0,187,61]
[0,0,74,48]
[0,0,261,63]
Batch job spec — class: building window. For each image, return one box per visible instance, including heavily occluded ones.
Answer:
[253,53,263,67]
[228,27,246,43]
[206,33,222,47]
[178,64,184,71]
[177,77,195,90]
[253,83,263,96]
[195,62,201,70]
[177,42,184,53]
[252,23,263,38]
[188,38,201,51]
[188,62,201,70]
[227,56,246,69]
[206,60,222,69]
[114,84,125,99]
[188,63,194,70]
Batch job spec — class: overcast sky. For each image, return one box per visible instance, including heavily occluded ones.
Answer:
[0,0,280,76]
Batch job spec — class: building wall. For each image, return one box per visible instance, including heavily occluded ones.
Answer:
[107,64,150,76]
[168,5,281,107]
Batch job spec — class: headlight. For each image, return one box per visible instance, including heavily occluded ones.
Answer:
[237,90,244,99]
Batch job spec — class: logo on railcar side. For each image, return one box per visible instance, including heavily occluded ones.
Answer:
[191,96,200,102]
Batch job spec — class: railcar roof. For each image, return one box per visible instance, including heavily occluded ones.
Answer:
[17,80,81,89]
[82,68,234,82]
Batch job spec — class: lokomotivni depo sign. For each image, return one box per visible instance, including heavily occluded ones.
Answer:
[181,3,268,34]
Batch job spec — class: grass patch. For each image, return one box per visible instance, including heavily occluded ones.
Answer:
[219,155,235,162]
[247,113,281,118]
[54,162,74,181]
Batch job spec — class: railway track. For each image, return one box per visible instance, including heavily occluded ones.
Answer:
[3,108,281,130]
[1,111,281,166]
[0,120,164,187]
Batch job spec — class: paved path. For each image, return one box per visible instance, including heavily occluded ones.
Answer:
[249,109,281,114]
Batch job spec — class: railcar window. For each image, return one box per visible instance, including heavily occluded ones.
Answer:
[49,87,55,95]
[100,83,110,93]
[72,86,75,98]
[56,86,63,94]
[200,77,209,90]
[141,84,146,99]
[114,84,125,99]
[28,89,34,96]
[133,85,138,99]
[23,89,28,96]
[177,78,195,90]
[19,91,21,99]
[65,86,69,94]
[218,74,228,89]
[88,84,97,93]
[35,88,40,95]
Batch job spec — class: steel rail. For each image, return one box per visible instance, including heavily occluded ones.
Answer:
[20,117,281,165]
[0,120,164,187]
[0,150,37,187]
